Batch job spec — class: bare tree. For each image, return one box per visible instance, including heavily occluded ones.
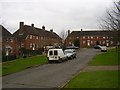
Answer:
[59,30,68,40]
[100,1,120,46]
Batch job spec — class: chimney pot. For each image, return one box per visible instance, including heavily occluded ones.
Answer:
[31,24,34,27]
[81,29,83,32]
[42,25,45,30]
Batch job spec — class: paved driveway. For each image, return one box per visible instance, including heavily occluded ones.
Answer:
[2,48,98,88]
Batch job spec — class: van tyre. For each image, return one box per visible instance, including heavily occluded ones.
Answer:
[49,60,52,64]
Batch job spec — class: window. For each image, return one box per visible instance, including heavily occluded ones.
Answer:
[21,43,24,47]
[76,37,79,39]
[54,50,58,55]
[83,41,86,44]
[91,36,93,39]
[103,41,105,44]
[49,51,53,55]
[36,36,38,39]
[30,43,33,48]
[83,36,85,39]
[69,42,71,45]
[10,39,13,42]
[6,38,9,42]
[88,36,90,39]
[111,41,113,44]
[103,37,105,39]
[97,37,99,39]
[41,37,43,40]
[91,41,93,44]
[30,35,32,39]
[106,40,109,42]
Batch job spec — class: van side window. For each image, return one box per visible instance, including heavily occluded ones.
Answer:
[49,51,53,55]
[54,50,58,55]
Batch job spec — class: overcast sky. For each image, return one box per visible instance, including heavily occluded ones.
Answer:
[0,0,114,35]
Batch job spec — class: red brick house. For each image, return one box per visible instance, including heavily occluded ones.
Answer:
[13,22,62,52]
[1,25,17,60]
[65,30,116,48]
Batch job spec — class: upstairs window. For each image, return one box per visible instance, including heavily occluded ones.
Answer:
[103,37,105,39]
[30,35,32,39]
[83,36,85,39]
[36,36,38,40]
[10,39,13,42]
[91,36,93,39]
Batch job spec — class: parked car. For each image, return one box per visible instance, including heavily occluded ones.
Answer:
[94,45,102,49]
[64,49,76,59]
[101,46,107,52]
[47,49,67,63]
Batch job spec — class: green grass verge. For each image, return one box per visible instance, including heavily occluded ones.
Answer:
[2,55,48,76]
[64,70,119,88]
[89,48,119,65]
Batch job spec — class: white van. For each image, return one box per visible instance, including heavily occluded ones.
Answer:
[47,49,67,63]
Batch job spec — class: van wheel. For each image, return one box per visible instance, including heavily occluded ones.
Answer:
[49,60,52,64]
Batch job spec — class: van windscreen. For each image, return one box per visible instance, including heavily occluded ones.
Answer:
[49,51,53,55]
[54,50,58,55]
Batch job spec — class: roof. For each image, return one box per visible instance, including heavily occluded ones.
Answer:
[13,25,62,41]
[69,31,116,37]
[0,25,12,39]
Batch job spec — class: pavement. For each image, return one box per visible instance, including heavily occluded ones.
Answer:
[2,48,99,89]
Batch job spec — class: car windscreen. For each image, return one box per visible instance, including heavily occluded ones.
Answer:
[64,51,73,53]
[54,50,58,55]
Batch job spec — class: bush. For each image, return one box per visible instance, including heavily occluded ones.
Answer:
[2,55,16,62]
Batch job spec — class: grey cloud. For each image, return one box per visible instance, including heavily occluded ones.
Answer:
[0,0,113,34]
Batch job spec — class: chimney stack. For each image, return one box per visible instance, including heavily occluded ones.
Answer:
[42,25,45,30]
[50,29,53,32]
[31,24,34,27]
[20,22,24,29]
[68,30,70,35]
[81,29,83,32]
[19,22,24,35]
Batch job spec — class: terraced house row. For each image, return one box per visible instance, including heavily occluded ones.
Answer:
[1,22,62,60]
[65,29,117,48]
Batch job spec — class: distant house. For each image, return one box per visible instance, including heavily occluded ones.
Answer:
[13,22,62,51]
[1,25,17,60]
[65,29,116,48]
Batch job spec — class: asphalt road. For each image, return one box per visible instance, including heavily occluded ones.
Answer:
[2,48,99,88]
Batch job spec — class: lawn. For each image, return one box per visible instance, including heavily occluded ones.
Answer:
[89,48,119,65]
[2,55,48,76]
[64,70,119,88]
